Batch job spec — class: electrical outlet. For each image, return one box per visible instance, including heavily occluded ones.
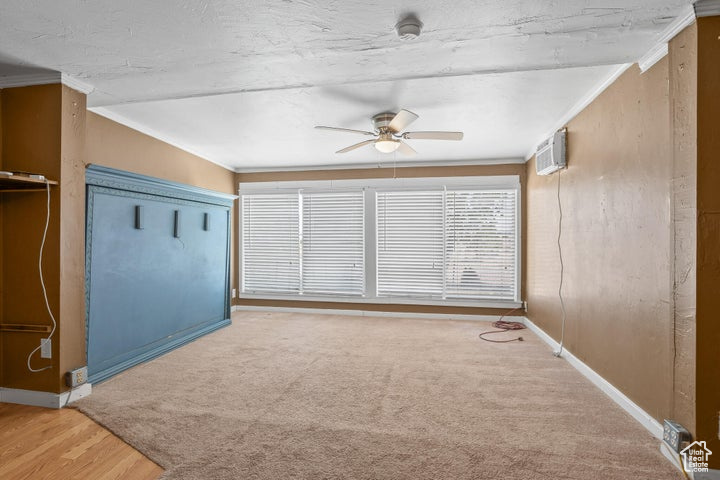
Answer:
[40,338,52,359]
[232,288,237,298]
[65,366,88,388]
[663,419,691,452]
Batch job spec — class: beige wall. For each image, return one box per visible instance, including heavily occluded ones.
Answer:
[0,95,238,394]
[1,84,85,393]
[669,22,697,444]
[524,20,720,465]
[235,163,526,315]
[86,112,238,301]
[696,16,720,466]
[86,112,235,193]
[526,60,675,421]
[2,22,716,451]
[526,22,720,463]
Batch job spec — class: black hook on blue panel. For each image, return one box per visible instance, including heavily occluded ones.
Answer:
[174,210,181,238]
[135,205,144,230]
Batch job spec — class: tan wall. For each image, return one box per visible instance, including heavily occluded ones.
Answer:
[1,84,78,393]
[86,112,235,193]
[85,112,238,300]
[669,22,697,443]
[236,163,526,315]
[58,86,88,390]
[524,21,717,461]
[0,95,238,394]
[526,60,674,421]
[696,16,720,466]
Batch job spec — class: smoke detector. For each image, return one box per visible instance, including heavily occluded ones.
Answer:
[396,15,423,40]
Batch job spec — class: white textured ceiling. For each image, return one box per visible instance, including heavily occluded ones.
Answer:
[95,66,618,170]
[0,0,693,170]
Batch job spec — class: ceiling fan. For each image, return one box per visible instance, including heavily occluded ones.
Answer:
[315,109,463,156]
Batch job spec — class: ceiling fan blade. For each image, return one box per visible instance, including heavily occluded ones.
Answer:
[397,141,417,156]
[315,126,376,136]
[402,131,464,141]
[336,139,376,154]
[388,109,419,133]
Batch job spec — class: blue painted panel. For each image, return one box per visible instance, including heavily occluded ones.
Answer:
[85,166,235,383]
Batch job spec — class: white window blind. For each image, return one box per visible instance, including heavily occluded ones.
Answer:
[240,175,520,306]
[445,190,517,301]
[376,191,445,298]
[241,194,300,294]
[302,192,365,296]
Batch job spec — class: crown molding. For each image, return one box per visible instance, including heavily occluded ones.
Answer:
[638,4,696,72]
[638,43,669,73]
[0,72,59,89]
[694,0,720,17]
[0,71,94,94]
[61,73,95,94]
[234,157,526,173]
[524,63,632,160]
[89,106,236,172]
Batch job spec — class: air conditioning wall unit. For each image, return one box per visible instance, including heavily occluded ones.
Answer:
[536,129,567,175]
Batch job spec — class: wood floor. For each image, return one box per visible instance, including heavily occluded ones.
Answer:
[0,402,163,480]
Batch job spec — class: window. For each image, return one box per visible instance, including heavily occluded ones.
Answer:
[240,176,520,306]
[444,190,517,300]
[241,194,300,294]
[376,191,445,297]
[241,191,365,296]
[302,192,365,296]
[376,189,517,302]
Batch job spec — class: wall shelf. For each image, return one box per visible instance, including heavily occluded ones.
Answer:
[0,324,51,333]
[0,173,58,192]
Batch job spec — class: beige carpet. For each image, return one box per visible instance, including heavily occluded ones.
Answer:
[76,311,681,480]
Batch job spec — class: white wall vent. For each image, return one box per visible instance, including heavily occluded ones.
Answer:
[536,129,567,175]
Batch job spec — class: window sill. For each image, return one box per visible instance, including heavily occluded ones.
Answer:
[237,293,522,310]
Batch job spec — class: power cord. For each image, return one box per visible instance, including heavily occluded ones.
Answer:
[478,307,526,343]
[27,179,57,373]
[677,452,690,480]
[553,169,567,358]
[677,454,690,480]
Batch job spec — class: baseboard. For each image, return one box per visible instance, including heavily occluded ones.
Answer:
[521,316,664,440]
[231,305,240,312]
[0,383,92,409]
[235,305,506,322]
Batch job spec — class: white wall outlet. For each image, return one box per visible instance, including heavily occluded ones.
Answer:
[40,338,52,359]
[232,288,237,298]
[65,366,88,387]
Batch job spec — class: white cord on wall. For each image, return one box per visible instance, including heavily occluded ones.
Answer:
[27,179,57,373]
[553,169,567,358]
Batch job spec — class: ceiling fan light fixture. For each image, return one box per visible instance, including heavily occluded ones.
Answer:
[317,109,463,156]
[374,138,401,153]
